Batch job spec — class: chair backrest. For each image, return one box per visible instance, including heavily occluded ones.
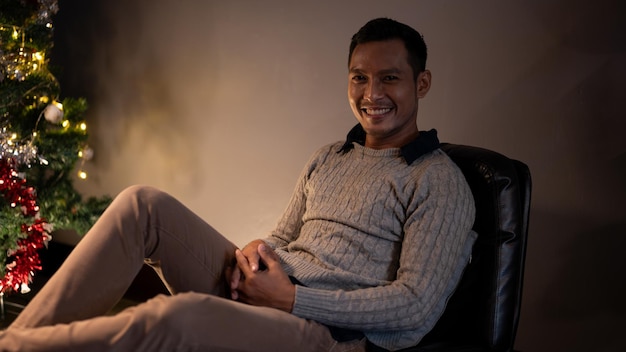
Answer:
[414,143,531,352]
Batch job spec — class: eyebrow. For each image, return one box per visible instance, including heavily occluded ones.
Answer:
[349,67,403,75]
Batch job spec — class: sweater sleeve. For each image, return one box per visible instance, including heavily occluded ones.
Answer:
[290,160,476,335]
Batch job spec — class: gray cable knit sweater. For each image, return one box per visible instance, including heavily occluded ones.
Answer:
[263,140,477,351]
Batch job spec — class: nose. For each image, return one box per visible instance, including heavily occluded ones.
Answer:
[364,80,384,101]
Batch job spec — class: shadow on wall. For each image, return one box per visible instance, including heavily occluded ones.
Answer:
[529,0,626,54]
[544,221,626,318]
[521,209,626,352]
[52,0,214,192]
[518,148,626,352]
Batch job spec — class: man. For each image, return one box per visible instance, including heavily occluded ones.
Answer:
[1,18,476,351]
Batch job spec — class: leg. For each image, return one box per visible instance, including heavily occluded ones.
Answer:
[10,185,237,328]
[1,292,366,352]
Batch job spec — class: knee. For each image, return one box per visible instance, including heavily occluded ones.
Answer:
[115,185,175,213]
[109,293,209,349]
[142,293,209,334]
[117,185,165,203]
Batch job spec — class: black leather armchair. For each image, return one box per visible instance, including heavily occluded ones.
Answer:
[388,143,531,352]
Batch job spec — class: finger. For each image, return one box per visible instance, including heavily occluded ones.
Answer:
[257,244,280,269]
[225,265,240,300]
[235,249,253,277]
[230,266,241,290]
[247,252,260,272]
[241,242,263,272]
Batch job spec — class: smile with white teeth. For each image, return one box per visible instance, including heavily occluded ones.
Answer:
[362,107,392,115]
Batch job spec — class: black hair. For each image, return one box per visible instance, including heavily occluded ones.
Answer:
[349,18,428,79]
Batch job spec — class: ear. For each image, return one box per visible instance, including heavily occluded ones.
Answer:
[416,70,432,99]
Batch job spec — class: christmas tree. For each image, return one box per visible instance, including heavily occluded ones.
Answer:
[0,0,111,294]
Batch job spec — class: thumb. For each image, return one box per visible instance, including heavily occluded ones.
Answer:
[257,244,279,267]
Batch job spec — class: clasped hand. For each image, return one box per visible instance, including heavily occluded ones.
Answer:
[228,240,295,313]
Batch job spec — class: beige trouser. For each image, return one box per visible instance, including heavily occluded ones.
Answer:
[1,185,366,352]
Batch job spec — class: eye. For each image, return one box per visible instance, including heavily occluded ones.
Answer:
[351,75,367,83]
[383,75,399,82]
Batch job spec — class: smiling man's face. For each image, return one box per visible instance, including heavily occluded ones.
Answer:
[348,39,431,149]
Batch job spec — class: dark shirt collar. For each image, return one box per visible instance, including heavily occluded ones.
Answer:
[338,124,440,165]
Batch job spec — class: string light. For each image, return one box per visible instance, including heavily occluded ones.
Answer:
[76,144,93,180]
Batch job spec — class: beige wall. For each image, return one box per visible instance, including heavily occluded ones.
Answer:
[55,0,626,350]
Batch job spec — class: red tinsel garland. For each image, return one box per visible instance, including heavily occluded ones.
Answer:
[0,157,51,294]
